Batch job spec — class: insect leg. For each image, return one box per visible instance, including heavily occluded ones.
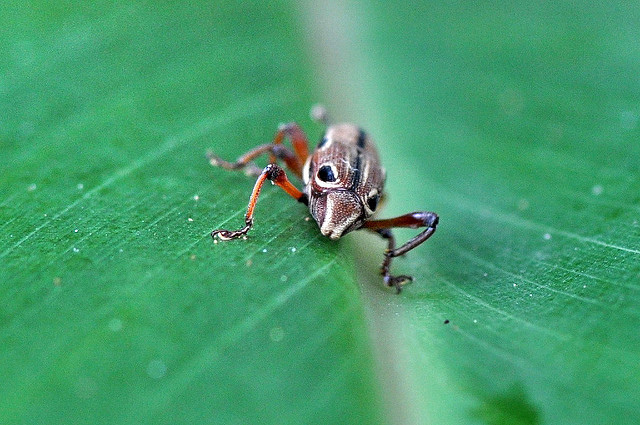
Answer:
[207,144,297,178]
[269,123,310,177]
[211,164,307,240]
[374,229,414,293]
[363,211,439,293]
[207,122,310,178]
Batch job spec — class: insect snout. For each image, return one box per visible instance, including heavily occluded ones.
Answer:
[311,190,364,240]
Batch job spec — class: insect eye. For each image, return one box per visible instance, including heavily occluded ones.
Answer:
[317,165,336,182]
[367,194,379,211]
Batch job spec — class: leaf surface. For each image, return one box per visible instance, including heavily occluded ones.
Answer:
[304,2,640,424]
[0,2,383,424]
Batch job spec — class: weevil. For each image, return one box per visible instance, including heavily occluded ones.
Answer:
[207,106,439,293]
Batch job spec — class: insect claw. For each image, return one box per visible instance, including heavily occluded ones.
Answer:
[212,229,241,241]
[211,229,234,241]
[384,274,413,293]
[206,151,220,165]
[211,217,253,241]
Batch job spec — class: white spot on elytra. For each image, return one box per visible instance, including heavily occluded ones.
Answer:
[543,233,552,240]
[27,183,37,191]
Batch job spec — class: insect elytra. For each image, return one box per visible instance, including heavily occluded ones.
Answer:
[207,106,438,293]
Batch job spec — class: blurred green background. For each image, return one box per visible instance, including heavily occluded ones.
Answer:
[1,1,639,424]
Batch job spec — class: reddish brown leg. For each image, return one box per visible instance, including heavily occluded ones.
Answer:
[207,144,290,177]
[363,211,439,293]
[268,123,309,176]
[207,122,310,178]
[211,164,307,240]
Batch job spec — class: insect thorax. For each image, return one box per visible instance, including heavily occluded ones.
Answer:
[303,124,386,239]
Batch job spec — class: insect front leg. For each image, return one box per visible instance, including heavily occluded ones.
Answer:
[363,211,439,293]
[211,164,308,240]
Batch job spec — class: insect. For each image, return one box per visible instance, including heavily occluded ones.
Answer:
[207,106,439,293]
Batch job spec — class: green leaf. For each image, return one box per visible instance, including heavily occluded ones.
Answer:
[3,1,639,425]
[307,2,640,424]
[1,2,382,424]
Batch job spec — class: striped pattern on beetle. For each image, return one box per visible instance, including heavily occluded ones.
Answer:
[302,124,385,240]
[207,107,438,293]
